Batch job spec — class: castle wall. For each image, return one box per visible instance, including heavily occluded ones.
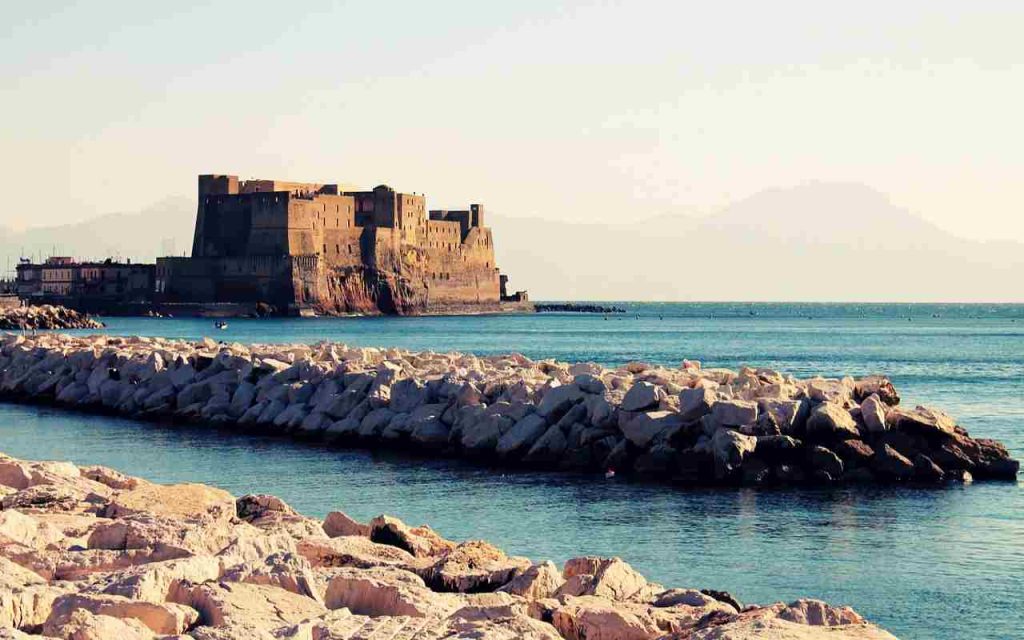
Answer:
[192,175,239,257]
[167,174,512,315]
[287,194,359,263]
[157,255,296,308]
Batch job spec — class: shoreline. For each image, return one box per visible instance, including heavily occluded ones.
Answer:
[0,452,897,639]
[0,332,1017,489]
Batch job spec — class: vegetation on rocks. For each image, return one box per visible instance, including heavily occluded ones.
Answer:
[0,453,897,639]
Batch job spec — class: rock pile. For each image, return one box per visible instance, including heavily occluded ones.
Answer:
[0,307,104,331]
[535,303,626,314]
[0,453,897,639]
[0,333,1018,487]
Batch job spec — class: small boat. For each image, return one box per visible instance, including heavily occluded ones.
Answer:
[214,321,228,330]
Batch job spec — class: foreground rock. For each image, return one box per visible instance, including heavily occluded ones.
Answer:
[0,307,103,332]
[0,453,896,638]
[0,333,1017,488]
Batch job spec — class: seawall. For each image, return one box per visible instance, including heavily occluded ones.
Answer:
[0,453,897,638]
[0,333,1018,488]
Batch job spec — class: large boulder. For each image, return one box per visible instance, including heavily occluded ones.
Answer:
[43,608,154,640]
[369,515,455,558]
[807,446,844,480]
[0,509,66,549]
[711,429,757,470]
[712,400,758,427]
[221,551,321,603]
[678,387,715,421]
[872,444,915,479]
[758,399,807,434]
[622,382,666,412]
[104,483,235,522]
[0,557,70,629]
[536,384,584,419]
[323,566,459,617]
[86,512,235,557]
[497,561,565,600]
[496,414,549,458]
[461,414,514,453]
[170,581,326,630]
[559,557,655,602]
[296,534,418,571]
[889,406,957,438]
[523,426,569,464]
[551,595,661,640]
[43,592,199,635]
[853,375,900,406]
[93,556,221,603]
[859,395,888,433]
[389,378,428,413]
[323,511,370,538]
[441,614,563,639]
[79,465,140,491]
[2,479,112,517]
[622,411,683,449]
[806,403,860,440]
[424,540,531,593]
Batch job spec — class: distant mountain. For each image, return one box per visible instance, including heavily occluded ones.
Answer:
[492,183,1024,302]
[0,197,195,274]
[3,184,1020,302]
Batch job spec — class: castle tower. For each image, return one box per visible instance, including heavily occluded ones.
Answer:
[192,175,239,257]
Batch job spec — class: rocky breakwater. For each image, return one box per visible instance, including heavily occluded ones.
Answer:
[0,453,897,639]
[0,333,1018,487]
[0,307,104,332]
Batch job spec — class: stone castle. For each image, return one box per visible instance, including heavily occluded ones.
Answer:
[156,175,526,315]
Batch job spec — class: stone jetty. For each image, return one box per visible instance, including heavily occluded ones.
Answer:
[0,333,1018,487]
[535,303,626,314]
[0,307,104,332]
[0,452,897,639]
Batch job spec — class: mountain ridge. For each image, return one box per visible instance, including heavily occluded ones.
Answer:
[2,184,1020,302]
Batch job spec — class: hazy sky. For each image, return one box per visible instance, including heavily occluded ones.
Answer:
[2,1,1022,241]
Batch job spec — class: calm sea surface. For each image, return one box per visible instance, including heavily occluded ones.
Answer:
[1,302,1021,639]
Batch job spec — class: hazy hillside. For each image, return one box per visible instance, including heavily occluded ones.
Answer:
[0,197,195,274]
[2,184,1021,302]
[492,183,1024,302]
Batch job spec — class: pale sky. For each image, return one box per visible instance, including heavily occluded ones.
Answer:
[1,1,1022,241]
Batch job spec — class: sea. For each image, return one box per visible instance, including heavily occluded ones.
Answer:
[1,302,1021,639]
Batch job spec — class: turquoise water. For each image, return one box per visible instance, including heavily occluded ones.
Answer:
[1,303,1022,639]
